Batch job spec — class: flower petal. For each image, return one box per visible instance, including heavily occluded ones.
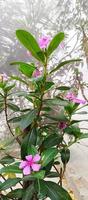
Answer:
[26,155,33,161]
[32,164,41,171]
[19,161,27,169]
[23,166,31,175]
[73,98,86,104]
[33,154,41,162]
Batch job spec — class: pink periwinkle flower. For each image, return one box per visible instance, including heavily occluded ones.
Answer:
[33,69,41,78]
[38,35,51,49]
[19,154,41,175]
[58,122,67,129]
[66,92,86,104]
[72,98,86,104]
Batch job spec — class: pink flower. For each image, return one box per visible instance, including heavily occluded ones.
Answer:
[38,35,51,49]
[33,69,41,78]
[65,92,75,100]
[19,154,41,175]
[66,92,86,104]
[58,122,67,129]
[72,98,86,104]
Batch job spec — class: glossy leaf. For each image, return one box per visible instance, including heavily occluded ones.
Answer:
[36,180,72,200]
[47,32,65,56]
[42,148,58,167]
[61,149,70,165]
[11,62,36,78]
[16,30,45,63]
[43,134,63,148]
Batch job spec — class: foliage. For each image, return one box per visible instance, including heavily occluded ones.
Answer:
[0,29,88,200]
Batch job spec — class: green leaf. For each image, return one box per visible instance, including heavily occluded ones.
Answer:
[19,109,36,129]
[65,126,82,138]
[11,62,36,78]
[43,134,63,148]
[10,75,28,85]
[0,164,22,174]
[0,195,9,200]
[44,98,68,107]
[16,30,45,63]
[45,81,54,91]
[56,86,71,90]
[21,128,37,159]
[47,32,65,56]
[38,180,72,200]
[65,102,79,115]
[60,149,70,165]
[22,183,34,200]
[4,84,15,92]
[46,171,59,178]
[23,170,45,181]
[7,103,20,111]
[50,59,82,74]
[79,133,88,140]
[0,178,21,191]
[7,189,23,199]
[27,145,38,155]
[42,148,58,167]
[0,155,15,165]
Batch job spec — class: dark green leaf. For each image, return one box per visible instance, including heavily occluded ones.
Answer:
[47,32,65,56]
[45,81,54,91]
[60,149,70,165]
[4,84,15,92]
[36,180,72,200]
[46,171,59,178]
[43,134,63,148]
[16,30,45,63]
[7,103,20,111]
[50,59,82,74]
[0,178,21,191]
[42,148,58,167]
[23,170,45,181]
[7,189,23,199]
[21,128,37,159]
[0,164,22,174]
[56,86,71,90]
[19,109,36,129]
[44,98,68,107]
[79,133,88,140]
[22,183,34,200]
[65,126,82,138]
[0,155,15,165]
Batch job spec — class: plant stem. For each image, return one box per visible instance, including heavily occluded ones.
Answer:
[4,93,21,145]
